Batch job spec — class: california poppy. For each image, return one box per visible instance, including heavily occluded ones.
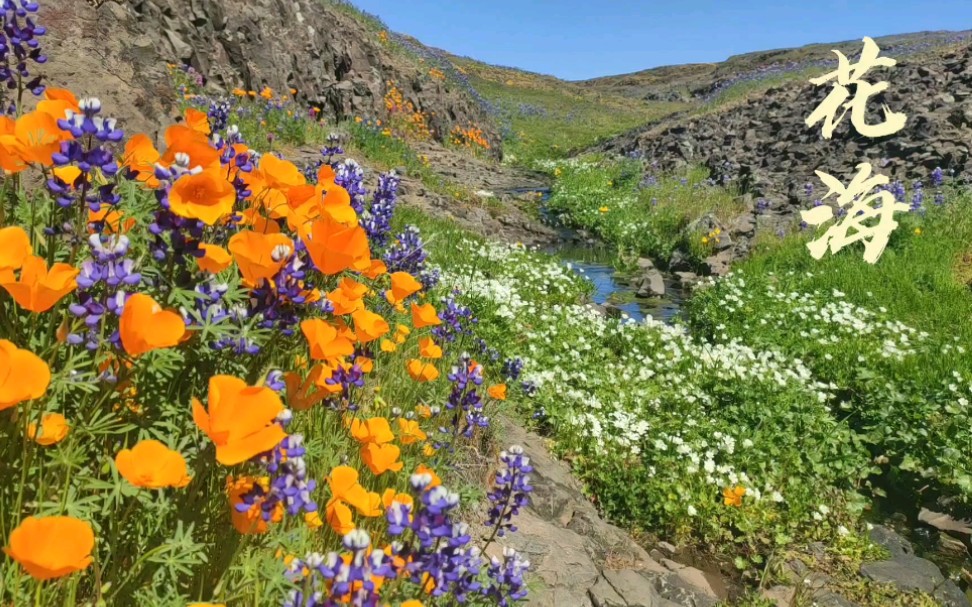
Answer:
[381,488,414,509]
[326,465,381,516]
[0,340,50,411]
[27,412,69,446]
[300,214,370,276]
[328,277,367,315]
[487,384,507,400]
[196,243,233,274]
[407,359,439,383]
[723,486,746,507]
[228,230,293,285]
[410,303,441,328]
[325,498,356,535]
[122,133,162,187]
[397,418,427,445]
[301,318,355,362]
[351,308,389,344]
[380,339,397,353]
[119,293,186,357]
[349,416,394,445]
[115,439,192,489]
[361,258,387,279]
[361,442,403,476]
[0,226,31,271]
[418,337,442,359]
[282,365,329,411]
[37,88,80,125]
[168,169,236,225]
[414,464,442,490]
[0,255,78,312]
[160,124,220,172]
[192,375,287,465]
[386,272,422,304]
[13,110,63,168]
[4,516,94,580]
[184,108,211,135]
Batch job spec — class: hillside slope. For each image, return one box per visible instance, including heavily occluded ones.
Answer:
[42,0,499,147]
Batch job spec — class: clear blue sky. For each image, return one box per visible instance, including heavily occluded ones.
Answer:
[349,0,972,80]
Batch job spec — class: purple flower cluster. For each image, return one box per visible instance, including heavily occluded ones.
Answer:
[334,159,368,215]
[322,360,366,412]
[68,235,142,354]
[283,529,396,607]
[909,179,924,213]
[0,0,46,101]
[443,354,488,441]
[483,548,531,607]
[248,242,316,336]
[360,170,399,248]
[49,99,123,218]
[502,357,524,381]
[382,225,439,288]
[431,293,477,343]
[485,446,533,540]
[239,434,318,525]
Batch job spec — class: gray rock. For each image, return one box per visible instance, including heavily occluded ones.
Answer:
[860,555,944,594]
[589,575,627,607]
[761,585,796,607]
[634,269,666,297]
[868,525,914,558]
[934,579,972,607]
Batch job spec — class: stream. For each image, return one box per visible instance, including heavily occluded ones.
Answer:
[504,185,971,594]
[505,187,688,324]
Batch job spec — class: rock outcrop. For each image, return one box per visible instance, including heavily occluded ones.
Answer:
[601,43,972,215]
[41,0,499,148]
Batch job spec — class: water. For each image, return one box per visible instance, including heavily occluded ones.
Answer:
[498,186,686,324]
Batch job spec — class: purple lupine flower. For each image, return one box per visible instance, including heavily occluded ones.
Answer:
[485,445,533,541]
[755,198,770,214]
[889,180,906,203]
[207,99,231,132]
[334,158,368,215]
[68,234,142,353]
[440,353,488,443]
[910,179,924,213]
[804,182,814,198]
[383,225,439,288]
[432,293,477,343]
[323,361,366,411]
[934,192,945,206]
[502,357,524,381]
[482,547,531,607]
[0,0,47,99]
[360,170,399,248]
[931,166,944,188]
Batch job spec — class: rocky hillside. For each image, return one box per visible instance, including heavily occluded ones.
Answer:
[41,0,499,147]
[579,30,972,103]
[597,42,972,238]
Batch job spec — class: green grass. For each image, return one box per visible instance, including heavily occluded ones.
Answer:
[451,58,685,165]
[687,191,972,513]
[545,157,745,270]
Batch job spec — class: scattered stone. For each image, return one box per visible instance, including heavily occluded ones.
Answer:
[761,585,795,607]
[860,554,945,594]
[633,268,666,297]
[674,271,699,286]
[868,525,914,558]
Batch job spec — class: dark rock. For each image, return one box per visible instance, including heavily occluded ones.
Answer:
[868,525,914,558]
[860,555,944,594]
[935,580,972,607]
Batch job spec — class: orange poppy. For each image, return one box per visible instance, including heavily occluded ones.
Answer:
[160,124,220,172]
[352,308,389,344]
[410,303,441,329]
[122,133,162,187]
[300,318,355,363]
[487,384,507,400]
[4,516,94,580]
[325,498,356,535]
[381,488,414,510]
[386,272,422,304]
[418,337,442,359]
[27,412,69,446]
[361,259,387,279]
[168,169,236,225]
[119,293,186,357]
[36,88,80,125]
[328,277,367,315]
[228,230,293,285]
[192,375,287,466]
[184,108,211,135]
[11,110,63,168]
[723,486,746,508]
[0,255,77,313]
[237,206,281,234]
[88,205,134,234]
[0,226,31,271]
[320,185,357,226]
[196,243,233,274]
[282,365,330,411]
[115,439,192,489]
[300,214,370,276]
[361,442,403,475]
[379,339,397,353]
[349,416,394,445]
[397,418,427,445]
[0,340,50,411]
[327,465,382,516]
[407,359,439,383]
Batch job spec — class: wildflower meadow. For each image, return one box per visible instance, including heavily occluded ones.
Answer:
[0,3,534,605]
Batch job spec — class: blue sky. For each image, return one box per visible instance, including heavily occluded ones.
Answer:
[349,0,972,80]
